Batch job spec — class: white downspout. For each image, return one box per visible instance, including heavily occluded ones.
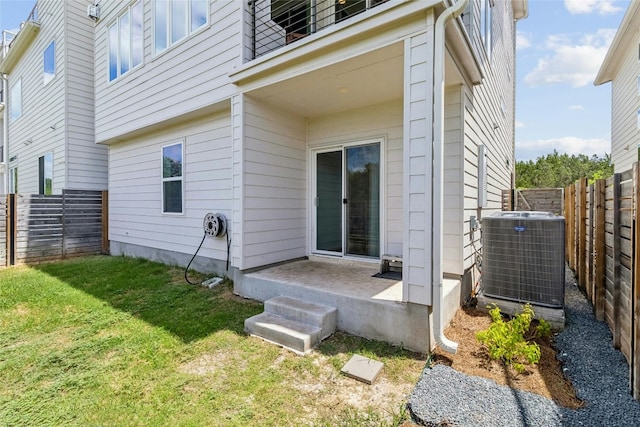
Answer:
[432,0,468,354]
[2,73,7,194]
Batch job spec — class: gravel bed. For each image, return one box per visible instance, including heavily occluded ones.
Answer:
[409,266,640,426]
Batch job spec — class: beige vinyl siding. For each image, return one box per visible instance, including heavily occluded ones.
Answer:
[109,113,232,260]
[241,97,307,269]
[65,0,106,190]
[94,0,240,144]
[610,44,640,172]
[307,99,403,258]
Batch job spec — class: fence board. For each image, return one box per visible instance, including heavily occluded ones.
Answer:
[0,196,6,267]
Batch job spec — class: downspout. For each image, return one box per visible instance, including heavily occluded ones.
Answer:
[2,73,7,194]
[432,0,468,354]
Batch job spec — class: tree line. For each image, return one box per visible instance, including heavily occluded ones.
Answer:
[515,150,614,189]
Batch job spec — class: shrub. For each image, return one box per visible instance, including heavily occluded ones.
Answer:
[476,304,551,373]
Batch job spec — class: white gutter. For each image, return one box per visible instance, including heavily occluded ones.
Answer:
[432,0,468,354]
[2,73,7,194]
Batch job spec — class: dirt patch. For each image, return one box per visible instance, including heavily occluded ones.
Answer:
[432,306,583,409]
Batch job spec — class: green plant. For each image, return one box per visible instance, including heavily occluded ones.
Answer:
[476,304,551,373]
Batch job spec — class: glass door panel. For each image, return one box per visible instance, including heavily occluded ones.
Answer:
[345,144,380,257]
[316,151,343,253]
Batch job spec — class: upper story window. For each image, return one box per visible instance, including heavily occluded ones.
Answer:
[108,1,143,81]
[162,142,184,214]
[154,0,208,54]
[10,78,22,121]
[44,41,55,85]
[480,0,493,60]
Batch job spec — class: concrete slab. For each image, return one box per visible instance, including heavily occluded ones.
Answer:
[244,312,322,355]
[340,354,384,385]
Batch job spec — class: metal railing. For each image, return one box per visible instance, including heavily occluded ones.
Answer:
[249,0,387,59]
[1,3,38,59]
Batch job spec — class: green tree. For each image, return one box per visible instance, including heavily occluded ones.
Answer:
[515,150,613,189]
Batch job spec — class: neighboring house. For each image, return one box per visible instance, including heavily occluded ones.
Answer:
[0,0,107,195]
[595,1,640,173]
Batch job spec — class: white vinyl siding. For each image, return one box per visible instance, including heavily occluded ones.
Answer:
[95,0,238,144]
[6,0,105,193]
[610,37,640,172]
[109,113,232,260]
[240,97,307,269]
[10,78,22,121]
[308,99,403,259]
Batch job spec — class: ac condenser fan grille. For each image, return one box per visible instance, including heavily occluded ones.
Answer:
[482,212,565,308]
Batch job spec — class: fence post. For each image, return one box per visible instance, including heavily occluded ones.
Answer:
[613,173,622,349]
[595,178,606,322]
[578,178,587,288]
[7,194,15,266]
[588,183,594,302]
[102,190,109,254]
[634,163,640,398]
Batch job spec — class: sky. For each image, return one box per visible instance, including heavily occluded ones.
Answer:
[0,0,633,162]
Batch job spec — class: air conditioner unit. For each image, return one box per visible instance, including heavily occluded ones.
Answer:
[87,4,100,21]
[482,211,565,308]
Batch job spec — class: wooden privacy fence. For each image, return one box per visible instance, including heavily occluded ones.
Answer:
[501,188,564,215]
[2,189,109,266]
[565,165,640,399]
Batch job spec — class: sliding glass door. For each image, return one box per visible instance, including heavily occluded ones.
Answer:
[314,142,380,258]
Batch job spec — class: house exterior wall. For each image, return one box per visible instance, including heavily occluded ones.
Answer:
[3,0,105,194]
[108,112,233,268]
[239,96,307,270]
[462,0,517,275]
[609,46,640,173]
[93,0,240,145]
[307,99,404,258]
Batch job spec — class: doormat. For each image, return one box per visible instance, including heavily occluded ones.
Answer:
[372,271,402,281]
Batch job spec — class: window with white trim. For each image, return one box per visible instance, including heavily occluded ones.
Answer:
[154,0,208,54]
[10,78,22,121]
[39,153,53,195]
[162,142,184,213]
[480,0,493,60]
[108,1,143,81]
[44,41,55,85]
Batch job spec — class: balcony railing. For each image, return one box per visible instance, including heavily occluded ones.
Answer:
[249,0,387,59]
[1,3,38,59]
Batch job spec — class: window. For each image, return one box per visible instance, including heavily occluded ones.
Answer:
[44,41,55,84]
[9,167,17,194]
[39,153,53,195]
[154,0,208,54]
[162,142,183,213]
[480,0,493,59]
[109,1,143,81]
[10,78,22,121]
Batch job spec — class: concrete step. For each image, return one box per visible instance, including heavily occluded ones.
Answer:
[264,296,337,340]
[244,312,323,355]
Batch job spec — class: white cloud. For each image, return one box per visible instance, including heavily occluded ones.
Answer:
[516,136,610,161]
[523,29,617,87]
[516,31,531,50]
[569,105,585,111]
[515,121,526,128]
[564,0,623,15]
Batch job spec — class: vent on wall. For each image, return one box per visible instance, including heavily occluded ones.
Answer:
[482,211,565,308]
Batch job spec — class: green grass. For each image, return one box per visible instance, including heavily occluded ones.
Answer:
[0,256,425,426]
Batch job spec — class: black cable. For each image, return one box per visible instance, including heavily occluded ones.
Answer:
[225,230,231,275]
[185,233,207,285]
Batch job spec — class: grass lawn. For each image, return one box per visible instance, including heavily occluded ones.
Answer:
[0,256,426,426]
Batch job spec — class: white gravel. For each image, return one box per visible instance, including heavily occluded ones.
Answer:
[409,266,640,426]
